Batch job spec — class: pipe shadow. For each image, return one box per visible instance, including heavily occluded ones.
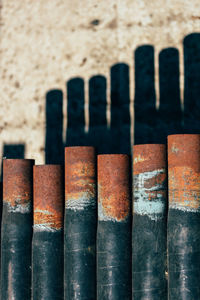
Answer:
[183,33,200,133]
[45,63,131,162]
[45,33,200,162]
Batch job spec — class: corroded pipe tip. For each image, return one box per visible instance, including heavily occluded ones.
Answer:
[65,146,96,210]
[3,159,35,213]
[133,144,167,220]
[33,165,64,231]
[133,144,166,174]
[168,134,200,211]
[98,154,131,222]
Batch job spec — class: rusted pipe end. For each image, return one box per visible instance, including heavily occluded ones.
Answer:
[133,144,167,220]
[133,144,166,174]
[3,159,34,213]
[98,154,131,222]
[33,165,64,231]
[168,134,200,171]
[168,134,200,211]
[65,146,96,210]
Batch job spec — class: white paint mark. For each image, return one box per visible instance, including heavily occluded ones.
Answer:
[66,192,96,211]
[4,200,31,214]
[34,209,51,215]
[134,155,147,164]
[133,169,166,220]
[169,203,200,213]
[171,144,179,153]
[33,224,61,232]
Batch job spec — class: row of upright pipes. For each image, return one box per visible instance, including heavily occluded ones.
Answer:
[1,134,200,299]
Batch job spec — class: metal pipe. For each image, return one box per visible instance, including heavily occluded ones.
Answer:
[132,144,167,299]
[168,134,200,299]
[1,159,34,300]
[64,146,97,299]
[32,164,64,300]
[97,154,131,299]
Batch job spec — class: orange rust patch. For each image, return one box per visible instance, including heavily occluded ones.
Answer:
[143,172,167,201]
[65,161,95,201]
[98,155,130,221]
[65,147,96,203]
[168,135,200,210]
[34,210,62,230]
[99,186,130,221]
[168,134,200,173]
[169,166,200,210]
[33,165,63,230]
[144,172,166,189]
[3,159,34,208]
[133,144,166,175]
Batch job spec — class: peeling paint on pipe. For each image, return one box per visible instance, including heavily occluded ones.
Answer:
[132,144,167,300]
[1,159,34,300]
[97,154,131,300]
[32,164,64,300]
[64,146,97,300]
[168,134,200,299]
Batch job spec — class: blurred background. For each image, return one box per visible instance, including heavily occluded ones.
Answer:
[1,0,200,170]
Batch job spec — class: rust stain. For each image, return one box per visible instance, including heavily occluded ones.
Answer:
[98,154,130,222]
[169,166,200,210]
[3,159,34,211]
[65,147,96,209]
[168,134,200,210]
[33,165,63,230]
[143,172,166,199]
[133,144,166,175]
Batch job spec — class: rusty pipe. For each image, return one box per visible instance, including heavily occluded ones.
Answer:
[97,154,132,299]
[168,134,200,299]
[132,144,167,299]
[32,164,64,300]
[64,146,97,300]
[1,159,34,300]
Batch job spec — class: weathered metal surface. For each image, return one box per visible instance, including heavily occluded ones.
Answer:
[33,165,63,231]
[65,146,96,210]
[168,134,200,299]
[132,144,167,300]
[1,159,34,300]
[168,134,200,211]
[98,154,130,222]
[32,165,64,300]
[3,159,34,213]
[97,154,131,300]
[133,144,167,220]
[64,146,97,300]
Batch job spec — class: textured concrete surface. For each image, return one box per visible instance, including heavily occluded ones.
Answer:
[0,1,200,167]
